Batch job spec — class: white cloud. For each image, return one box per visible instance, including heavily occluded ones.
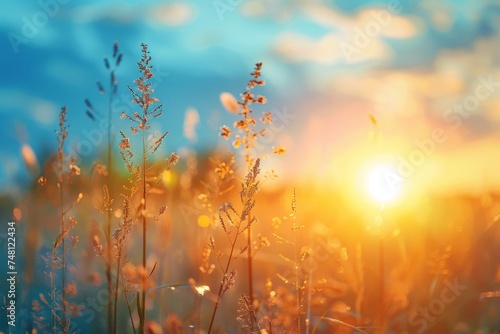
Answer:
[0,89,57,125]
[303,4,422,39]
[149,3,195,26]
[72,2,195,26]
[274,32,342,64]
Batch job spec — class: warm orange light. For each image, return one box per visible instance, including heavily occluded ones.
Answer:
[366,166,403,203]
[197,214,211,228]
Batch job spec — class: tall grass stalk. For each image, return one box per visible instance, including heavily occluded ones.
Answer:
[85,41,123,334]
[291,188,301,333]
[56,106,69,330]
[46,106,82,333]
[105,41,120,334]
[119,43,178,334]
[220,63,280,304]
[207,159,261,334]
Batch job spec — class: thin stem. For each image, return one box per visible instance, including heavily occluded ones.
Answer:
[107,91,114,334]
[247,216,253,304]
[140,124,147,334]
[123,281,137,334]
[305,265,312,334]
[194,228,210,334]
[113,256,120,334]
[291,188,301,333]
[60,174,67,331]
[51,254,56,331]
[243,108,254,306]
[293,224,300,333]
[240,96,260,309]
[207,218,242,334]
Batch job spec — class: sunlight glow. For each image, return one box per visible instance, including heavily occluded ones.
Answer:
[197,214,211,228]
[194,285,210,296]
[366,166,403,203]
[162,170,172,185]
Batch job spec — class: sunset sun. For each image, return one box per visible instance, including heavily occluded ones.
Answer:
[366,166,403,203]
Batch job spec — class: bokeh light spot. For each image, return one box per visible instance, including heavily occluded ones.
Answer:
[198,214,211,228]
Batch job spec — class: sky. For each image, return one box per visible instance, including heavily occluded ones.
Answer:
[1,0,500,199]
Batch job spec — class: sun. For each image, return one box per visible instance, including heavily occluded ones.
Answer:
[366,166,403,203]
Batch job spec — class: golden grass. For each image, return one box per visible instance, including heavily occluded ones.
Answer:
[14,42,499,334]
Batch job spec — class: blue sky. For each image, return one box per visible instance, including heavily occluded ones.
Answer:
[1,0,500,196]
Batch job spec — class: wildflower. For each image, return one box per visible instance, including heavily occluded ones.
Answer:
[232,135,242,149]
[37,176,47,186]
[272,146,286,156]
[255,95,267,104]
[261,111,273,124]
[220,125,231,139]
[258,234,271,248]
[65,283,78,297]
[95,163,108,176]
[234,120,247,129]
[166,152,180,168]
[222,269,237,295]
[119,137,130,150]
[70,164,81,176]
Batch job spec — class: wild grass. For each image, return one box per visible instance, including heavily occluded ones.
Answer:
[37,106,83,333]
[11,42,500,334]
[118,43,179,334]
[86,41,123,334]
[219,62,284,307]
[207,159,261,333]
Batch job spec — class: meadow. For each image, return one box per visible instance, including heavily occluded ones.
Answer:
[1,40,499,334]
